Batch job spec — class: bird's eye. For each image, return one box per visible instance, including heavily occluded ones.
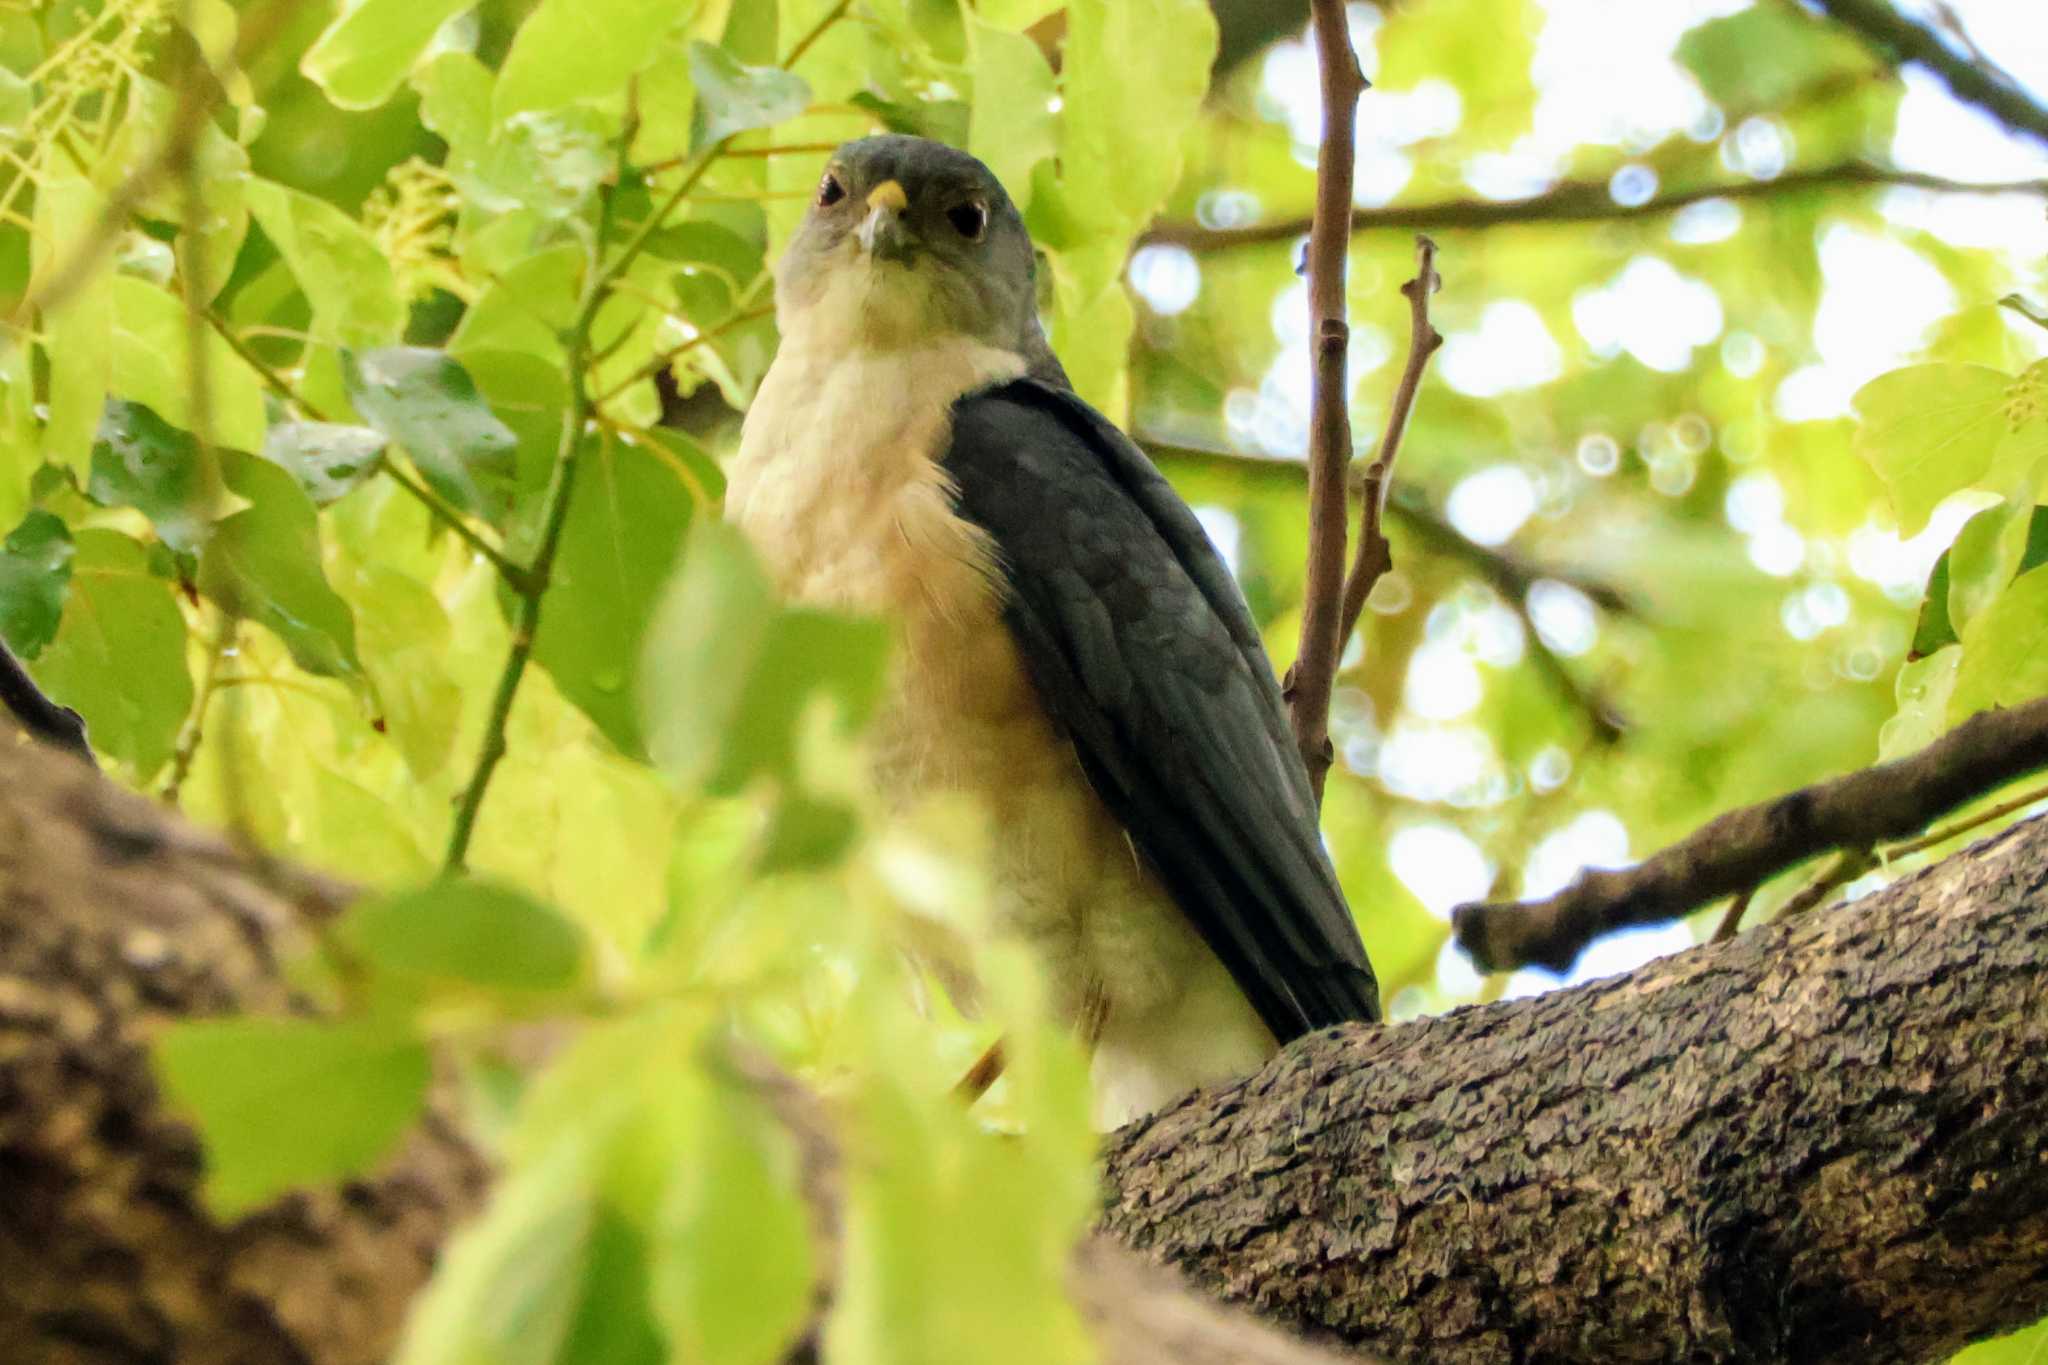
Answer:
[947,200,988,240]
[816,173,846,208]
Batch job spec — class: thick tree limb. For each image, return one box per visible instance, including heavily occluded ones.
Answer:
[0,732,1359,1365]
[1141,162,2048,252]
[1286,0,1368,805]
[1104,808,2048,1362]
[1453,693,2048,972]
[1813,0,2048,148]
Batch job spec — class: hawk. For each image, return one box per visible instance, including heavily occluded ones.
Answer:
[725,135,1378,1126]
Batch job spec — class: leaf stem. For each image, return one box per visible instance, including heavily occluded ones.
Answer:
[443,128,725,873]
[206,312,531,589]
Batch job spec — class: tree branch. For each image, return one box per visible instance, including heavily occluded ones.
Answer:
[1452,692,2048,973]
[1285,0,1368,805]
[1143,438,1634,741]
[1335,237,1440,665]
[1105,809,2048,1361]
[1141,162,2048,252]
[1812,0,2048,148]
[0,733,1361,1365]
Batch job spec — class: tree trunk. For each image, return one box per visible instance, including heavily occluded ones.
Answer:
[1102,812,2048,1363]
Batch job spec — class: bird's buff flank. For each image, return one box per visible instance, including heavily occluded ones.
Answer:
[725,136,1378,1127]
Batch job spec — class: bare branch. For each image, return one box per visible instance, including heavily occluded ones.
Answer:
[1285,0,1368,805]
[1335,237,1440,664]
[1141,438,1634,741]
[1452,693,2048,973]
[1813,0,2048,148]
[1141,162,2048,253]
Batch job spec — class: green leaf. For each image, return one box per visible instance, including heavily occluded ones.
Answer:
[344,348,520,524]
[33,175,112,480]
[532,432,706,758]
[496,0,698,121]
[968,23,1057,214]
[262,421,388,506]
[0,511,74,658]
[109,277,269,454]
[1950,564,2048,725]
[1910,505,2048,656]
[88,400,218,555]
[198,450,360,679]
[153,1015,430,1217]
[244,178,405,348]
[0,65,31,135]
[641,522,891,793]
[30,530,191,778]
[759,791,859,873]
[1677,5,1872,110]
[338,878,589,994]
[394,1144,597,1365]
[1850,364,2011,536]
[301,0,475,110]
[651,1073,814,1364]
[688,41,812,143]
[345,561,462,778]
[1057,0,1216,239]
[1880,646,1960,760]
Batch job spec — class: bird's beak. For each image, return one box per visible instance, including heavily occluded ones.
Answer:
[857,179,913,261]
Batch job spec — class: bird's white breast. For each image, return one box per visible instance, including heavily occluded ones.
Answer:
[726,323,1274,1126]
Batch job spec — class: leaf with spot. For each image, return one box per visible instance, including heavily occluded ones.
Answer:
[153,1015,430,1217]
[262,421,388,506]
[344,348,520,525]
[0,512,74,658]
[531,431,710,758]
[197,450,361,679]
[688,42,811,144]
[88,400,219,556]
[29,530,191,779]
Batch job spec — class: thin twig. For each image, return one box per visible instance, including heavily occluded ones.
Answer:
[1886,777,2048,858]
[1709,885,1756,943]
[782,0,856,68]
[1452,694,2048,973]
[1776,844,1876,919]
[161,617,232,804]
[1284,0,1367,806]
[1140,163,2048,253]
[590,298,773,407]
[1335,236,1440,659]
[953,1038,1008,1105]
[13,0,304,324]
[1141,437,1633,742]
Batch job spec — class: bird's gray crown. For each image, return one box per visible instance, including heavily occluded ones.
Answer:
[774,134,1064,383]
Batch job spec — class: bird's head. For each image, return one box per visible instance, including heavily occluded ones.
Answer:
[774,135,1060,376]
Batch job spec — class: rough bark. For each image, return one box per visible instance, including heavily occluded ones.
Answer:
[1103,812,2048,1364]
[0,732,1354,1365]
[0,733,490,1365]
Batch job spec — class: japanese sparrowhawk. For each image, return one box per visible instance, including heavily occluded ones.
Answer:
[725,135,1379,1126]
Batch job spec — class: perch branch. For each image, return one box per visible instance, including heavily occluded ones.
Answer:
[1284,0,1368,805]
[1141,162,2048,253]
[1452,692,2048,972]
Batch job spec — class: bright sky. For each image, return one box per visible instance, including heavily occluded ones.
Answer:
[1152,0,2048,998]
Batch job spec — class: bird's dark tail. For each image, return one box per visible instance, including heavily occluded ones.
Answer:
[0,642,92,765]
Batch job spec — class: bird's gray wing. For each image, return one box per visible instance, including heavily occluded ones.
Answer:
[942,378,1379,1039]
